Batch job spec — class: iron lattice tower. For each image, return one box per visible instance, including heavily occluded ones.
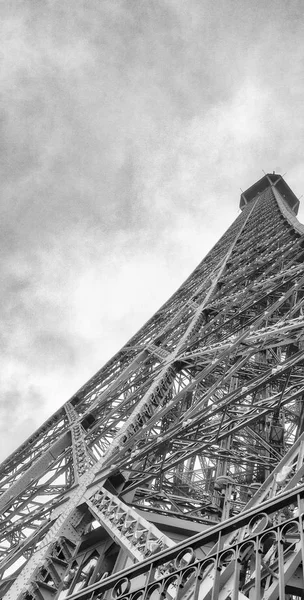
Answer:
[2,173,304,599]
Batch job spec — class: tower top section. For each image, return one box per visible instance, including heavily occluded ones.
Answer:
[240,173,300,215]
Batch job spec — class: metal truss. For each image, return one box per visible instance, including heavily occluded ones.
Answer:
[2,173,304,599]
[49,430,304,600]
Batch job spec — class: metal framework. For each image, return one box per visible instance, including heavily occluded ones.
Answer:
[1,173,304,599]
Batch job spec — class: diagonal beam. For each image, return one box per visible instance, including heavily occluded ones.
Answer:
[85,486,174,561]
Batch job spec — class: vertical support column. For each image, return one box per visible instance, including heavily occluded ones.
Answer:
[65,403,94,483]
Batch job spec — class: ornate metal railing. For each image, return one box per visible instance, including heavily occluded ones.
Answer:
[65,482,304,600]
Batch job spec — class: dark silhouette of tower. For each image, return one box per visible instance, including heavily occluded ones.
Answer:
[2,173,304,599]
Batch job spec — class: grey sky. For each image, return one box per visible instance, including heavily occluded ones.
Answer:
[1,0,304,460]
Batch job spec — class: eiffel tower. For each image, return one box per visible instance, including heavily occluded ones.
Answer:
[2,172,304,600]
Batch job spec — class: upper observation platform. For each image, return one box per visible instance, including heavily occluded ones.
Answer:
[240,173,300,215]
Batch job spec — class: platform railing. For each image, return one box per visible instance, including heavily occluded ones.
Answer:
[65,482,304,600]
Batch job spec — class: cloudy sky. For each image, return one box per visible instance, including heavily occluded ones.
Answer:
[1,0,304,460]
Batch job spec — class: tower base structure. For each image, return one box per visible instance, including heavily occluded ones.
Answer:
[2,174,304,599]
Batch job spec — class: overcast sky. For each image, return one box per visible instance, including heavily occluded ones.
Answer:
[1,0,304,461]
